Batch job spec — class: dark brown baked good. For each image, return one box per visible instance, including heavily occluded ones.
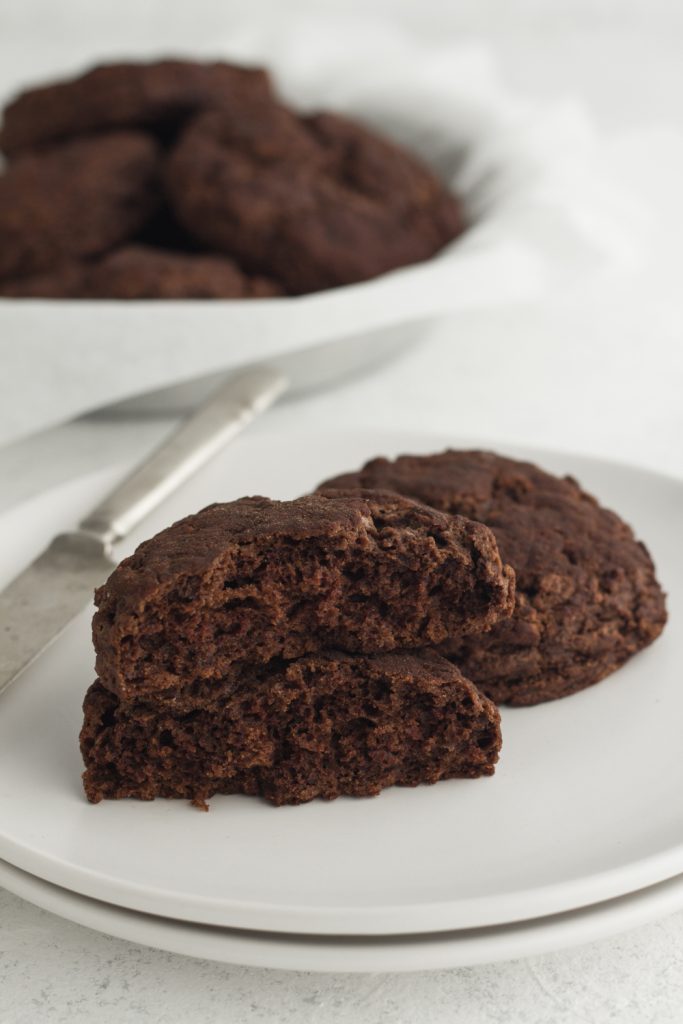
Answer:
[0,262,88,297]
[93,491,514,700]
[166,106,464,293]
[0,132,160,279]
[0,60,272,156]
[306,111,460,221]
[1,60,464,298]
[80,650,502,806]
[85,245,283,298]
[319,451,667,706]
[0,246,283,299]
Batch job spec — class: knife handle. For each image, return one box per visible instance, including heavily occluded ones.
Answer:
[79,367,288,547]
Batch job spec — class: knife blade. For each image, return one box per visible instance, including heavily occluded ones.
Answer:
[0,366,288,697]
[0,533,114,696]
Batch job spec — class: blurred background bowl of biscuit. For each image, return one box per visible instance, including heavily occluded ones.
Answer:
[0,18,645,438]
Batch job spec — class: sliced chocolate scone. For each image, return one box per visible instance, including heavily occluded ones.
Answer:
[81,651,501,806]
[92,491,514,700]
[319,450,667,706]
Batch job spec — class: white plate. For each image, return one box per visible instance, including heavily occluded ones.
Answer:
[3,856,683,973]
[0,430,680,936]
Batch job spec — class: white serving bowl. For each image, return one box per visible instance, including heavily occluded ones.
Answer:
[0,30,643,439]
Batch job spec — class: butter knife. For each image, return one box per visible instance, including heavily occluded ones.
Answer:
[0,366,287,696]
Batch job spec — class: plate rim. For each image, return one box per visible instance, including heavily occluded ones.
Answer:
[2,855,683,973]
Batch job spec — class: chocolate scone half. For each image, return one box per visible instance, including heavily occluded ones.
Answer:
[0,131,160,280]
[81,651,502,807]
[0,60,273,156]
[93,491,514,699]
[319,451,667,706]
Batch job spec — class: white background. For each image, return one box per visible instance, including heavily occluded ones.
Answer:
[1,1,683,1021]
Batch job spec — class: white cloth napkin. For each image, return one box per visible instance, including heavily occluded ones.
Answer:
[0,22,649,446]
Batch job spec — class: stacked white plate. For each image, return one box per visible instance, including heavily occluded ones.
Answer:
[1,427,682,972]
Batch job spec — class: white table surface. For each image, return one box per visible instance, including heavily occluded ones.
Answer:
[2,1,683,1021]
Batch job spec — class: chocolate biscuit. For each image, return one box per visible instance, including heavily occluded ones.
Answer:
[85,245,283,298]
[0,262,88,297]
[166,106,464,293]
[0,131,160,279]
[319,451,667,705]
[0,60,272,155]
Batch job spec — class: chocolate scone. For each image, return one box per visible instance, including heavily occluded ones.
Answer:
[319,451,667,706]
[81,651,502,806]
[0,132,160,280]
[93,492,514,700]
[0,262,88,298]
[85,245,283,299]
[0,247,283,299]
[166,106,464,293]
[0,60,272,156]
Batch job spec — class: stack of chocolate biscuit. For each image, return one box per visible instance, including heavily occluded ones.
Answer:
[0,60,464,298]
[81,490,513,806]
[80,452,667,808]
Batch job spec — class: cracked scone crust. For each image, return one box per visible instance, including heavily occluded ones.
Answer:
[92,491,514,700]
[319,450,667,706]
